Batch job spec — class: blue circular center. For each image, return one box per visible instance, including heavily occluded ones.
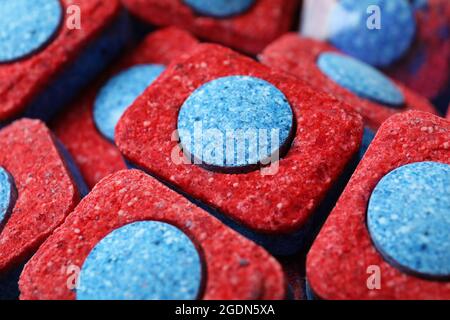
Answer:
[318,52,405,107]
[328,0,416,67]
[183,0,255,18]
[367,161,450,279]
[0,0,63,63]
[177,76,294,173]
[0,167,16,227]
[93,64,165,141]
[77,221,203,300]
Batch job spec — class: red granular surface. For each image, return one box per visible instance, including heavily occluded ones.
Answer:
[307,111,450,299]
[52,27,198,189]
[387,0,450,99]
[121,0,299,55]
[0,0,121,121]
[0,119,79,275]
[260,34,437,131]
[19,170,286,300]
[116,43,363,235]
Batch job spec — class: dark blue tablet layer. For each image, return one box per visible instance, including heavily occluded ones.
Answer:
[77,221,202,300]
[177,75,294,173]
[328,0,416,67]
[55,139,89,197]
[367,161,450,279]
[0,167,16,228]
[0,264,24,301]
[318,52,405,107]
[183,0,255,18]
[0,0,63,63]
[358,127,375,160]
[94,64,165,141]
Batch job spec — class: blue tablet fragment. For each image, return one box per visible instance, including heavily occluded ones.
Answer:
[328,0,416,67]
[93,64,165,141]
[0,167,16,228]
[77,221,203,300]
[318,52,405,107]
[177,75,294,173]
[0,0,63,63]
[367,161,450,279]
[183,0,255,18]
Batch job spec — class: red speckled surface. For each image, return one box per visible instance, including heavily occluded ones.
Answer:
[307,111,450,300]
[0,0,121,121]
[260,35,437,131]
[116,43,363,235]
[121,0,299,55]
[19,170,286,300]
[387,0,450,99]
[52,27,198,189]
[0,119,79,274]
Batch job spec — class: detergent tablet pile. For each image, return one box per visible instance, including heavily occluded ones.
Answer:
[0,0,449,302]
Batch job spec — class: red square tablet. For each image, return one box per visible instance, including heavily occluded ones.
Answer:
[19,170,286,300]
[115,43,363,255]
[307,111,450,299]
[0,119,80,275]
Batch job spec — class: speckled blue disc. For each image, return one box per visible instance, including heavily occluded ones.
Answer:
[77,221,202,300]
[0,167,16,227]
[0,0,63,63]
[328,0,416,67]
[367,161,450,279]
[183,0,255,18]
[93,64,165,141]
[177,76,294,172]
[318,52,405,107]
